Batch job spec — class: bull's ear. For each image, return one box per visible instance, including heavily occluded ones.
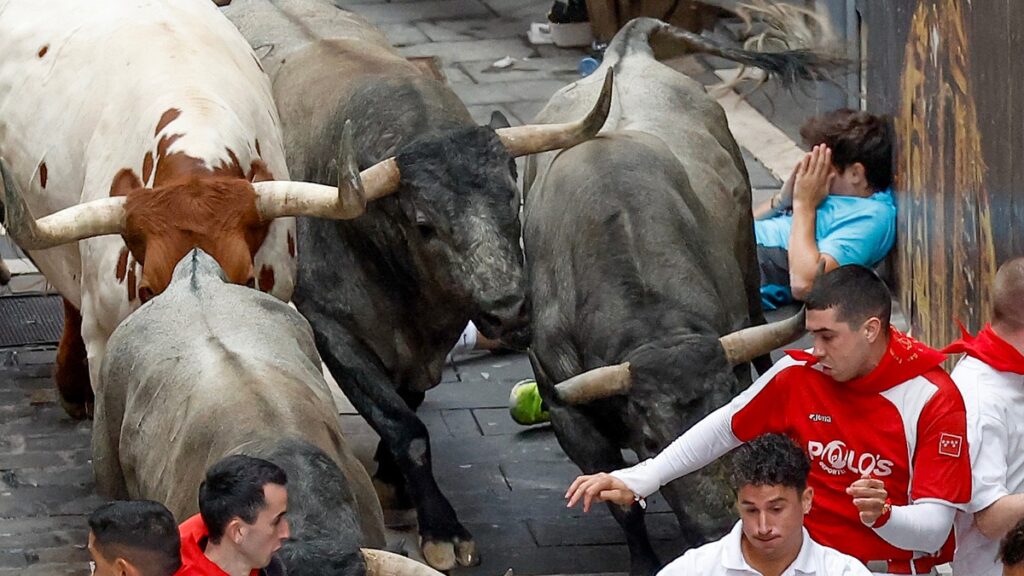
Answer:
[489,111,511,130]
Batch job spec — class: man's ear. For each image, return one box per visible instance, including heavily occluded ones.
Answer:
[863,317,883,343]
[802,486,814,514]
[227,518,245,545]
[114,557,134,576]
[848,162,867,184]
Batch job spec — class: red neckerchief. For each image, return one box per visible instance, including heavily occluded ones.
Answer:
[942,322,1024,375]
[786,326,946,392]
[178,514,259,576]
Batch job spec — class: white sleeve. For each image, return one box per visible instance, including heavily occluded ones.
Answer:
[872,502,956,553]
[610,403,741,498]
[609,355,801,498]
[966,385,1010,513]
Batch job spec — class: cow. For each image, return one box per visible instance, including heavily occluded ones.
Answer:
[94,248,452,576]
[0,0,392,419]
[521,17,836,576]
[222,0,612,569]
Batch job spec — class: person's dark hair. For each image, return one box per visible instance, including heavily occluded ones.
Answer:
[1000,516,1024,566]
[800,108,893,191]
[199,454,288,544]
[88,500,181,576]
[804,265,892,331]
[731,433,810,493]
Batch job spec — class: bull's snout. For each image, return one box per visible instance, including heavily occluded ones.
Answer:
[475,296,531,349]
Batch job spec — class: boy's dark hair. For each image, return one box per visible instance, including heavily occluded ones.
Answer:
[1001,517,1024,567]
[800,108,894,191]
[199,454,288,544]
[804,265,892,331]
[731,433,810,493]
[88,500,182,576]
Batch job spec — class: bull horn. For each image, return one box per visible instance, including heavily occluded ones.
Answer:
[554,362,631,404]
[496,69,614,157]
[361,548,446,576]
[0,158,126,250]
[253,120,401,220]
[719,307,806,366]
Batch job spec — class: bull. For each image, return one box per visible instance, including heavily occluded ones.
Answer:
[0,0,393,418]
[223,0,611,569]
[522,17,834,575]
[94,248,451,576]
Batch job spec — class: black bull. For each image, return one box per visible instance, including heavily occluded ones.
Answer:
[224,0,613,570]
[523,17,836,576]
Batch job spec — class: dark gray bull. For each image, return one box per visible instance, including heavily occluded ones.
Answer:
[523,18,835,576]
[92,249,453,576]
[223,0,612,569]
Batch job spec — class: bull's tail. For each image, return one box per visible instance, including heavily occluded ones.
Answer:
[605,9,847,88]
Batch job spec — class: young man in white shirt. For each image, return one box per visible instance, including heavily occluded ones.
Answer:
[660,433,870,576]
[944,257,1024,576]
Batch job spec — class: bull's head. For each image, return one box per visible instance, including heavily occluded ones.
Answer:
[0,123,380,301]
[543,307,807,404]
[372,71,615,347]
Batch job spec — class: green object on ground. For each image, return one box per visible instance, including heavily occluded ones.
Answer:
[509,379,550,425]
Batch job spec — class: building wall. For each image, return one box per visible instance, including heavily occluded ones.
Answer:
[860,0,1022,349]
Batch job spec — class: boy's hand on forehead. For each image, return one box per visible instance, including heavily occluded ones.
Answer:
[793,145,835,210]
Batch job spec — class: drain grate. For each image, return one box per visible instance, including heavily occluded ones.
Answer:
[0,294,63,348]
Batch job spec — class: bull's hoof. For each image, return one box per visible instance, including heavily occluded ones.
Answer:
[60,398,93,420]
[420,537,480,570]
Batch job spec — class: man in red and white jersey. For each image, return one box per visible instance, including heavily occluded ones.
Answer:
[566,265,972,575]
[944,257,1024,576]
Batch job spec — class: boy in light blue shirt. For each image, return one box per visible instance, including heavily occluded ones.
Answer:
[753,109,896,310]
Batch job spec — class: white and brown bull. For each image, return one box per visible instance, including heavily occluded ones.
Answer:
[95,248,452,576]
[0,0,396,418]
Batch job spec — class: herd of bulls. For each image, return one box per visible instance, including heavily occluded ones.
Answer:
[0,1,838,574]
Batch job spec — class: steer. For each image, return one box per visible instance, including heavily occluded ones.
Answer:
[0,0,387,418]
[223,0,611,569]
[522,17,835,576]
[94,248,451,576]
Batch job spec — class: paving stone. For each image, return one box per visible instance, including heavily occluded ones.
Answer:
[480,0,551,19]
[378,22,431,47]
[344,0,491,25]
[528,512,683,547]
[499,458,578,492]
[399,38,537,63]
[417,18,527,42]
[473,408,523,436]
[506,100,549,123]
[434,461,509,495]
[466,543,630,576]
[423,378,514,410]
[441,65,474,84]
[441,408,481,437]
[460,56,580,84]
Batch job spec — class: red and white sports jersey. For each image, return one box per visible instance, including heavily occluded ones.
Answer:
[612,329,972,568]
[730,329,971,564]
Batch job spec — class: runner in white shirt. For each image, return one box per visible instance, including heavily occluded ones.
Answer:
[660,433,870,576]
[944,258,1024,576]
